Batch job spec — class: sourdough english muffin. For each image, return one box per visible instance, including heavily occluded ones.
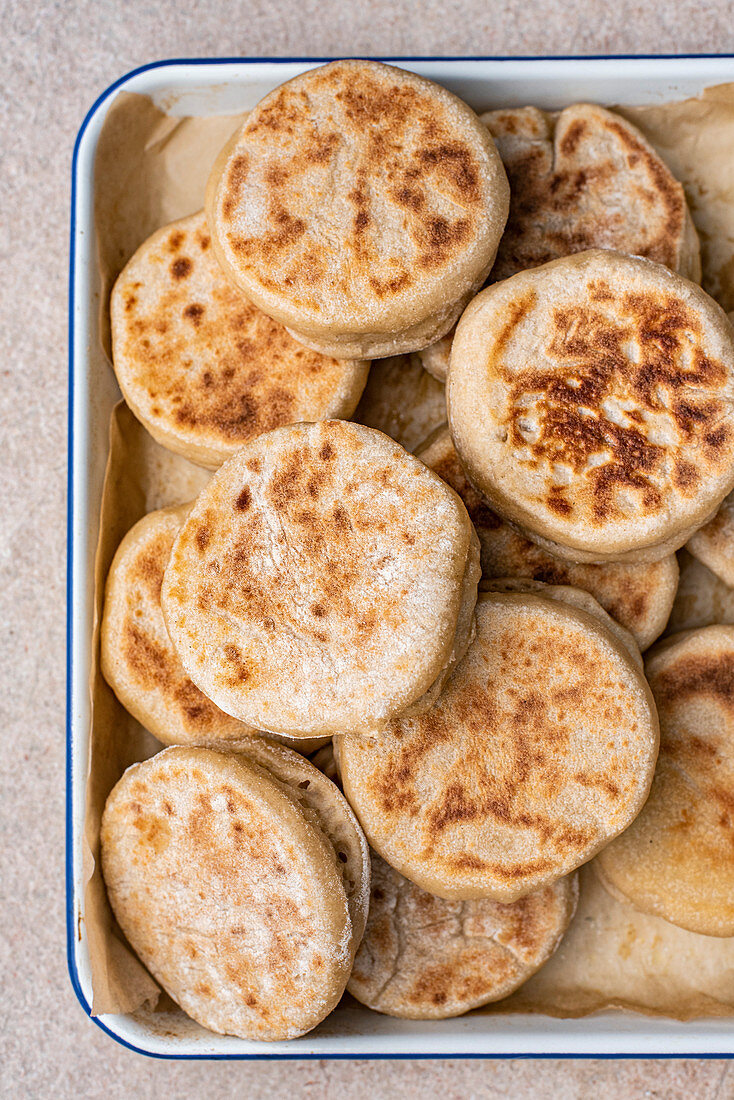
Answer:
[687,491,734,587]
[101,747,354,1040]
[448,250,734,564]
[417,101,700,384]
[417,427,678,649]
[355,355,446,452]
[231,737,370,946]
[347,852,577,1019]
[597,627,734,937]
[110,211,368,469]
[101,505,328,753]
[162,420,480,738]
[338,591,658,902]
[482,103,701,283]
[205,60,509,359]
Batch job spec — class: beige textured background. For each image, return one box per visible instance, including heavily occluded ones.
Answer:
[4,1,734,1096]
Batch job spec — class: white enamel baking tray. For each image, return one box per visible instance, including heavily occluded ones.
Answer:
[68,55,734,1059]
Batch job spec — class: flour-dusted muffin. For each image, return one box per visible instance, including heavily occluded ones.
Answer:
[417,427,678,649]
[597,626,734,937]
[337,592,658,902]
[354,355,446,453]
[100,747,356,1040]
[101,505,328,753]
[161,421,480,738]
[417,101,701,384]
[348,852,577,1019]
[448,250,734,563]
[205,60,509,359]
[110,211,369,469]
[687,491,734,588]
[482,103,701,284]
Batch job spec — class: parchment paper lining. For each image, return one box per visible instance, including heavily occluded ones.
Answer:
[84,85,734,1026]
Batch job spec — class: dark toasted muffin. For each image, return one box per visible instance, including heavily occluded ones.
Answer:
[417,427,678,649]
[597,626,734,936]
[161,420,480,738]
[448,250,734,563]
[205,60,509,359]
[337,591,658,902]
[482,103,701,284]
[101,747,354,1040]
[354,354,446,452]
[347,852,577,1019]
[687,490,734,587]
[110,211,369,469]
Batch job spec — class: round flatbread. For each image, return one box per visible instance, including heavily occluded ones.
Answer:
[448,250,734,563]
[205,60,509,359]
[597,626,734,936]
[666,550,734,636]
[482,103,701,284]
[417,426,678,648]
[101,504,328,753]
[687,491,734,588]
[110,211,368,469]
[162,420,480,738]
[338,591,658,902]
[354,354,446,452]
[348,853,577,1019]
[231,737,370,946]
[100,747,353,1040]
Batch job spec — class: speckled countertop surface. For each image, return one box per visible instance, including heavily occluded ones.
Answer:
[4,2,734,1096]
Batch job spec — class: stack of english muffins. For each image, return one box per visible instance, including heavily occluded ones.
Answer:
[99,60,734,1039]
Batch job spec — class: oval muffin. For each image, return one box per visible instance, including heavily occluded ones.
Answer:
[110,210,369,469]
[337,591,659,902]
[101,747,354,1040]
[161,420,480,738]
[448,250,734,563]
[205,60,509,359]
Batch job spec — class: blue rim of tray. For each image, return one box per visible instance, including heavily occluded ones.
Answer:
[68,53,734,1059]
